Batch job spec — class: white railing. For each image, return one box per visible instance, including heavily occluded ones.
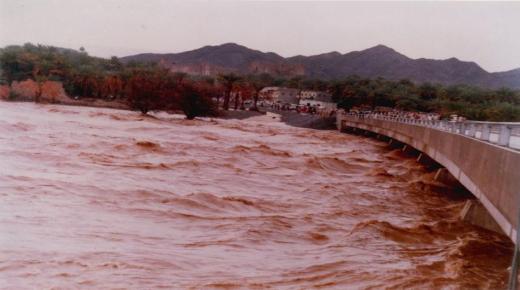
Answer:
[339,111,520,150]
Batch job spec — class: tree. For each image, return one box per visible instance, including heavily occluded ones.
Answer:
[125,69,165,114]
[245,73,272,111]
[419,83,438,101]
[286,76,304,103]
[233,80,250,110]
[106,56,123,71]
[235,81,253,110]
[172,72,187,84]
[102,74,124,99]
[179,83,217,119]
[217,73,241,110]
[0,46,37,82]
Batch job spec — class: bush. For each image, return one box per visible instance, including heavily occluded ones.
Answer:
[8,91,20,101]
[180,85,217,120]
[126,70,165,114]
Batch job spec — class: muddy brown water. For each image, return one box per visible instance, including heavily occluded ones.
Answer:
[0,102,513,289]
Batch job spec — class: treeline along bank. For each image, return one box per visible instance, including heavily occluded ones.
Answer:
[1,43,519,121]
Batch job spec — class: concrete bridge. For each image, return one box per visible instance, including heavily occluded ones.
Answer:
[337,111,520,242]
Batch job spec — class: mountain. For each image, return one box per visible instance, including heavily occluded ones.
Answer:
[491,68,520,89]
[121,43,520,89]
[121,43,305,76]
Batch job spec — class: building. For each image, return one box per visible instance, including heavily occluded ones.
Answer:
[300,90,330,100]
[259,87,300,104]
[300,90,337,110]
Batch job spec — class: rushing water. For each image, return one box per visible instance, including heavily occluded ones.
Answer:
[0,102,513,289]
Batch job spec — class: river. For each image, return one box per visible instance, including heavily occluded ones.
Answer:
[0,102,513,289]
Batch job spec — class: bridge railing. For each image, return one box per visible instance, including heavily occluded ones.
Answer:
[339,111,520,150]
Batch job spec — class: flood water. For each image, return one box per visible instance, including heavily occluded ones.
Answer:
[0,102,513,289]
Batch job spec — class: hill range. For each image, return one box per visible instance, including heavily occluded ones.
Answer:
[121,43,520,89]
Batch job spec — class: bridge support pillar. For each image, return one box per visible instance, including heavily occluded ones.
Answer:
[416,152,438,169]
[416,153,424,162]
[434,168,459,187]
[388,139,404,149]
[416,153,434,164]
[401,144,417,155]
[460,200,503,234]
[376,134,389,142]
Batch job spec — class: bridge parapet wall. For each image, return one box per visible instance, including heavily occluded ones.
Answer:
[338,113,520,242]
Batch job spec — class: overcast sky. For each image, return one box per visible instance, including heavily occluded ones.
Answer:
[1,0,519,72]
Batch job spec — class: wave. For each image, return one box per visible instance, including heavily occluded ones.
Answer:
[305,156,369,174]
[366,167,395,178]
[135,140,161,150]
[79,152,169,169]
[231,144,292,157]
[152,192,283,217]
[2,121,35,132]
[349,220,440,244]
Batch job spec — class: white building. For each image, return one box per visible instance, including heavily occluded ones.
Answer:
[300,90,337,110]
[259,87,300,104]
[300,90,330,100]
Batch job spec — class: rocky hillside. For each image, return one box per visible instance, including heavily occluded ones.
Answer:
[121,43,520,89]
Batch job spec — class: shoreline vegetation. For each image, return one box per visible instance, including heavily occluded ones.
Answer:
[1,43,519,121]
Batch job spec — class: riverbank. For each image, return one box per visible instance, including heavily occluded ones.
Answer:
[1,97,336,130]
[219,109,336,130]
[266,108,337,130]
[2,81,332,130]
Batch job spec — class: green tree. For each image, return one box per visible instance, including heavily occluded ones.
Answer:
[179,83,217,120]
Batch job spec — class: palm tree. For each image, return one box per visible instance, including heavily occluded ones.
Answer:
[245,73,272,111]
[217,73,241,110]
